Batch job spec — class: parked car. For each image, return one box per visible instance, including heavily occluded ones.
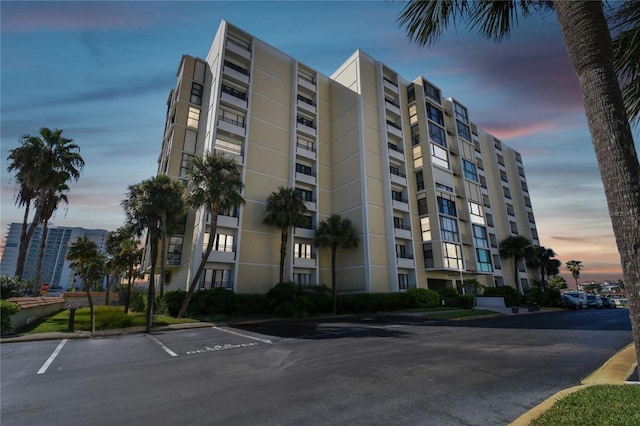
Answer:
[563,291,587,309]
[586,294,603,309]
[601,296,617,308]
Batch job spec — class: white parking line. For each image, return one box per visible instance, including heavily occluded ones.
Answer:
[146,334,178,357]
[212,326,273,344]
[37,339,67,375]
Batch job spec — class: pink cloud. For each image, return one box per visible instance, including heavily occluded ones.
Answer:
[481,120,557,139]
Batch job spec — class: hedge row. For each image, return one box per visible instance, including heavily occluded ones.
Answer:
[163,284,443,318]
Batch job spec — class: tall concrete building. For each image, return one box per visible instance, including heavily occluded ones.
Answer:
[154,20,541,295]
[0,223,108,292]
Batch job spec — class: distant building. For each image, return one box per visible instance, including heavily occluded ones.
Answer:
[148,20,541,295]
[0,223,108,292]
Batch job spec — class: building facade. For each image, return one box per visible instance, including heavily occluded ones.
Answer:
[0,223,108,292]
[154,20,541,295]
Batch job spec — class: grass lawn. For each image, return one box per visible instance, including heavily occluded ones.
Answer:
[25,306,197,334]
[530,385,640,426]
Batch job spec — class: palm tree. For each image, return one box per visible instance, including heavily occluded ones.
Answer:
[6,128,84,281]
[153,177,185,300]
[33,177,70,296]
[122,176,175,332]
[177,152,244,318]
[566,260,583,290]
[498,235,533,293]
[315,214,360,314]
[527,246,561,288]
[263,186,308,284]
[398,0,640,379]
[66,235,106,333]
[118,235,143,315]
[611,1,640,124]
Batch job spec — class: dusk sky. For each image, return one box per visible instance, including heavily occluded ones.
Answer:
[2,1,637,283]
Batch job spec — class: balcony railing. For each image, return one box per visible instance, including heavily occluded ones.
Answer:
[386,120,402,130]
[297,94,315,106]
[223,60,249,76]
[389,168,406,178]
[297,141,316,152]
[218,114,246,128]
[221,85,247,101]
[388,142,404,154]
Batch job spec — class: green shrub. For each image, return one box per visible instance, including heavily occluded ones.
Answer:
[300,287,332,315]
[441,296,460,307]
[483,286,523,307]
[457,295,476,309]
[94,307,134,329]
[265,282,306,317]
[163,290,187,317]
[437,287,459,298]
[233,294,268,315]
[1,275,22,299]
[187,288,236,316]
[1,300,20,334]
[130,290,146,313]
[407,288,440,308]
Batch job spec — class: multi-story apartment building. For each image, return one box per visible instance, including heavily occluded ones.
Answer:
[0,223,108,292]
[154,20,540,295]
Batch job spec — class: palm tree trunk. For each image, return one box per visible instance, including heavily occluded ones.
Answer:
[15,200,32,281]
[554,0,640,369]
[84,275,95,333]
[125,266,133,314]
[15,213,40,281]
[177,211,218,318]
[513,256,521,294]
[158,215,168,300]
[331,245,337,315]
[33,221,49,296]
[279,227,288,283]
[146,225,159,333]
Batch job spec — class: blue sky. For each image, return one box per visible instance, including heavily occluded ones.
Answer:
[2,1,637,282]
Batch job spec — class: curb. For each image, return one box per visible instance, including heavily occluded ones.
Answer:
[509,343,638,425]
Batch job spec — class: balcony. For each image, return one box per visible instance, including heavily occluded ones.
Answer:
[383,77,398,94]
[296,142,317,160]
[397,255,415,269]
[385,99,401,116]
[221,86,248,110]
[388,142,405,161]
[386,120,403,139]
[223,61,250,84]
[217,214,239,228]
[394,226,412,240]
[218,115,246,137]
[304,200,317,211]
[294,226,316,239]
[389,168,407,186]
[392,199,409,212]
[298,75,316,92]
[207,249,236,263]
[297,95,317,114]
[225,39,251,59]
[294,255,317,268]
[296,117,317,137]
[296,171,316,185]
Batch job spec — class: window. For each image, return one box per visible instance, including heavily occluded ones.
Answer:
[200,269,232,289]
[297,137,315,152]
[468,201,485,225]
[486,213,494,228]
[415,171,424,191]
[409,104,418,125]
[168,236,183,266]
[394,216,404,229]
[299,215,313,229]
[472,225,489,248]
[417,198,428,216]
[510,221,518,234]
[423,243,434,268]
[294,243,312,259]
[436,183,453,192]
[293,273,312,287]
[219,108,245,127]
[180,153,194,177]
[222,83,247,101]
[296,163,313,176]
[215,139,242,156]
[297,115,315,128]
[191,82,203,105]
[426,103,444,126]
[437,196,457,217]
[506,204,515,216]
[224,59,249,76]
[503,187,512,199]
[424,81,441,103]
[211,234,234,252]
[390,165,401,176]
[407,84,416,103]
[296,188,313,202]
[456,121,471,141]
[398,274,409,290]
[476,249,493,272]
[413,146,423,168]
[187,107,200,128]
[391,190,404,202]
[439,216,460,242]
[454,102,468,123]
[500,170,509,182]
[443,242,463,269]
[420,217,431,241]
[431,143,449,169]
[428,122,446,147]
[411,124,420,146]
[462,159,478,182]
[396,244,407,258]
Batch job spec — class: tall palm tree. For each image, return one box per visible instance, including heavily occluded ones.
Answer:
[177,152,244,318]
[6,128,84,281]
[33,177,70,296]
[398,0,640,381]
[118,235,143,315]
[122,176,174,332]
[498,235,534,293]
[153,177,185,300]
[566,260,583,290]
[263,186,308,284]
[315,214,359,314]
[527,246,561,288]
[67,235,106,333]
[611,1,640,124]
